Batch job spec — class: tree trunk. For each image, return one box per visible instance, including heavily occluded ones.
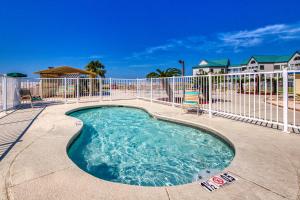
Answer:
[162,78,173,102]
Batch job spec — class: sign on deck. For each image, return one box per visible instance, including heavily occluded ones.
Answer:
[200,172,237,192]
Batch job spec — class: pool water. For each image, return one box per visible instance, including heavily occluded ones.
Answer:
[67,106,234,186]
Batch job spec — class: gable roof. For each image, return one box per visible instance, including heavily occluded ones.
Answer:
[253,55,291,63]
[245,54,293,64]
[289,50,300,60]
[193,59,230,69]
[34,66,97,78]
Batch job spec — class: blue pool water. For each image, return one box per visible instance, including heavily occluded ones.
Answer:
[67,106,234,186]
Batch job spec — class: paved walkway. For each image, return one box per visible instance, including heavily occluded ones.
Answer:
[0,106,44,200]
[0,100,300,200]
[0,107,44,161]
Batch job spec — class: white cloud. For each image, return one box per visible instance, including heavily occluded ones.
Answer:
[128,22,300,58]
[219,23,300,51]
[128,40,184,59]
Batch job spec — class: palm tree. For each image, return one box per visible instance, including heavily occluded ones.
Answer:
[146,68,181,101]
[85,60,106,78]
[85,60,106,96]
[146,68,181,78]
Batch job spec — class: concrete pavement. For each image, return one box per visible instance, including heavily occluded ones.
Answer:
[0,100,299,200]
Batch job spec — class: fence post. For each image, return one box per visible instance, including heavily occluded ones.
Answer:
[99,78,102,101]
[282,68,289,132]
[64,77,67,104]
[172,76,175,107]
[136,79,139,99]
[89,77,92,98]
[150,78,153,103]
[208,73,212,118]
[110,78,112,101]
[39,79,43,100]
[76,77,79,103]
[2,75,7,112]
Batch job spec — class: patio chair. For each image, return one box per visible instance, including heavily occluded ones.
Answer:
[19,88,43,108]
[182,90,201,115]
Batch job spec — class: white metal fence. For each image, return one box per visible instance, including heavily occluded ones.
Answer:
[19,78,137,104]
[1,70,299,132]
[137,70,300,132]
[1,75,20,112]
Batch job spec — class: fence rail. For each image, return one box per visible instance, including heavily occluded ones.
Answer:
[1,70,299,132]
[137,70,300,132]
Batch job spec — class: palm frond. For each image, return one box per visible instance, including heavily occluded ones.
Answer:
[146,72,160,78]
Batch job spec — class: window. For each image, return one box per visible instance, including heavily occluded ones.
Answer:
[250,60,256,64]
[274,65,281,70]
[294,56,300,61]
[260,65,264,70]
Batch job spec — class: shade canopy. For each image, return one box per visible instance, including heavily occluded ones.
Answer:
[7,72,27,77]
[34,66,97,78]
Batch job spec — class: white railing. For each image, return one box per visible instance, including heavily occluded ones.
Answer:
[1,70,299,132]
[0,75,20,112]
[19,78,138,104]
[138,70,300,132]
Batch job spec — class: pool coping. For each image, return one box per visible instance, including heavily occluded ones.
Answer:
[2,100,300,200]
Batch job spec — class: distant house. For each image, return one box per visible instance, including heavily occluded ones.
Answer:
[193,51,300,75]
[243,51,300,72]
[192,59,230,75]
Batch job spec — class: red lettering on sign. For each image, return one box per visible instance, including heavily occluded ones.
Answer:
[212,176,224,185]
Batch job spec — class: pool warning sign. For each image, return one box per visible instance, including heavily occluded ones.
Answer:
[200,172,237,192]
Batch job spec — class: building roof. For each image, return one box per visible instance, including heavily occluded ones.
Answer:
[240,59,250,65]
[34,66,96,78]
[245,52,300,64]
[252,55,291,63]
[193,59,230,69]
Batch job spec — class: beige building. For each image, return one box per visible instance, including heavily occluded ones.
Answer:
[242,51,300,72]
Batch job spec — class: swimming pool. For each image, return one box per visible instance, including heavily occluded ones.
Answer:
[67,106,234,187]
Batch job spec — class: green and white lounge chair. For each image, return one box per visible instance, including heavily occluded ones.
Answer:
[19,88,43,108]
[182,90,201,115]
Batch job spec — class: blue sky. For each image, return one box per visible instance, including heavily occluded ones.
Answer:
[0,0,300,78]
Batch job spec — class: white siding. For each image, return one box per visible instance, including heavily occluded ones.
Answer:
[288,52,300,69]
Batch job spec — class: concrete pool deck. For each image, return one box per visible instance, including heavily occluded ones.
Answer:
[0,100,300,200]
